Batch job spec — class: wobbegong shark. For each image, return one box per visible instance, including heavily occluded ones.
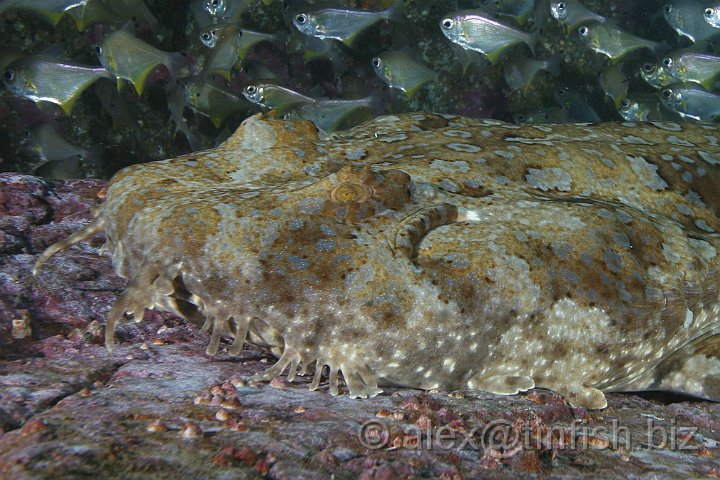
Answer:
[34,112,720,409]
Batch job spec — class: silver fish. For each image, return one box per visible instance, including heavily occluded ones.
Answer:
[618,93,679,122]
[25,123,101,165]
[371,49,438,98]
[705,5,720,28]
[664,0,720,43]
[0,0,87,25]
[598,63,629,108]
[198,0,247,23]
[288,96,380,131]
[660,82,720,121]
[185,76,252,127]
[577,23,664,63]
[640,60,674,89]
[3,50,112,114]
[292,0,403,46]
[96,28,186,95]
[440,9,536,64]
[494,0,535,26]
[549,0,605,33]
[166,80,202,151]
[660,51,720,89]
[556,87,600,122]
[67,0,159,32]
[200,25,285,75]
[242,83,315,113]
[503,53,560,95]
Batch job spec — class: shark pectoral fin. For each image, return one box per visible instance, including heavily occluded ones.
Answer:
[615,334,720,402]
[468,374,535,395]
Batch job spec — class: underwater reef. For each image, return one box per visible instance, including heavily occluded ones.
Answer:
[4,0,720,477]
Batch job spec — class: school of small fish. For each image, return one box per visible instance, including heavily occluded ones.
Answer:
[2,0,720,177]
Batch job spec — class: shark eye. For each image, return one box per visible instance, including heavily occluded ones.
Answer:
[441,18,453,29]
[3,68,14,82]
[331,182,373,204]
[295,13,308,24]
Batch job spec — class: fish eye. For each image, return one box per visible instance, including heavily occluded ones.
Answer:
[516,114,527,122]
[578,26,589,36]
[202,32,212,40]
[664,3,672,14]
[661,89,673,99]
[2,68,14,82]
[371,57,381,68]
[641,62,654,72]
[441,18,453,29]
[662,57,672,68]
[94,45,102,55]
[557,2,566,11]
[620,99,631,109]
[245,85,257,95]
[705,7,714,17]
[295,13,307,24]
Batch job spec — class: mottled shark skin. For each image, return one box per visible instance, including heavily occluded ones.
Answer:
[34,113,720,409]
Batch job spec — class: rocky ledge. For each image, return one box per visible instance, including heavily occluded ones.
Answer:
[1,172,719,479]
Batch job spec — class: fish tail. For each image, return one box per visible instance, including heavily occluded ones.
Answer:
[165,80,201,150]
[165,52,188,81]
[544,54,562,77]
[385,0,404,22]
[82,145,104,171]
[525,31,538,57]
[364,90,385,116]
[32,216,106,277]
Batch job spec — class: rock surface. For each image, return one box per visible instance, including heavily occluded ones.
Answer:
[1,172,720,479]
